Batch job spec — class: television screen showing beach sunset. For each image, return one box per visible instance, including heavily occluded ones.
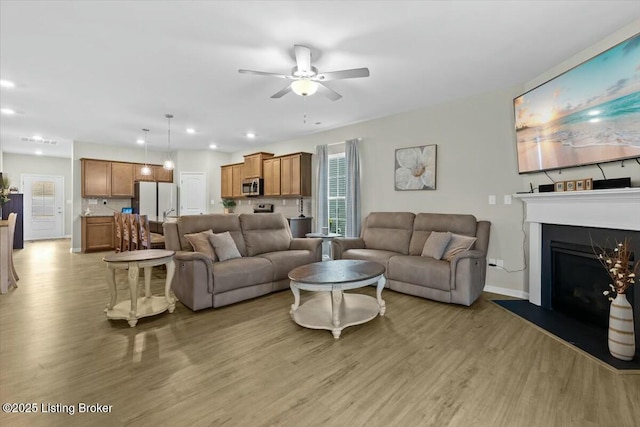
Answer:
[514,33,640,174]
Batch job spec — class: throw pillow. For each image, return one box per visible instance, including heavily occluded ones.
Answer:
[184,229,217,261]
[209,231,242,261]
[442,233,477,261]
[421,231,453,260]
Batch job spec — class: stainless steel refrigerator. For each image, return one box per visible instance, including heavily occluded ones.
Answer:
[133,182,177,222]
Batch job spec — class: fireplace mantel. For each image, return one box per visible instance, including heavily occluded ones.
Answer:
[514,188,640,305]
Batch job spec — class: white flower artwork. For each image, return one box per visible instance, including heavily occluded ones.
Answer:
[394,144,437,190]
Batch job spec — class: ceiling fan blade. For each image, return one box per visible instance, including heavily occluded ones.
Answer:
[315,68,370,81]
[238,69,292,79]
[294,45,312,73]
[317,83,342,101]
[271,84,292,99]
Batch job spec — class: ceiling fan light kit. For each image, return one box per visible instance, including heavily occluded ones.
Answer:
[291,79,318,96]
[239,44,369,101]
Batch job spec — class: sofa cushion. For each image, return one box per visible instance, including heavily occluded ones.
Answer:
[209,232,242,261]
[259,250,318,281]
[388,255,451,291]
[342,248,399,270]
[442,233,477,261]
[211,257,273,293]
[176,214,247,256]
[240,213,292,256]
[421,231,452,260]
[184,229,217,261]
[409,213,478,255]
[362,212,415,254]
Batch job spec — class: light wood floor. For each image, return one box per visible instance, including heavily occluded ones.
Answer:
[1,239,639,427]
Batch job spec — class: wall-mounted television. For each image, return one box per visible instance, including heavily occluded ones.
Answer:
[514,33,640,174]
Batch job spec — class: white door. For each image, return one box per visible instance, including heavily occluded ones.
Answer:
[179,172,206,215]
[22,174,64,240]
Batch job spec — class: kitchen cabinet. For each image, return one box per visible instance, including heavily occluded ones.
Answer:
[82,159,111,197]
[263,157,281,196]
[110,162,135,197]
[221,165,234,199]
[153,165,174,183]
[280,153,312,197]
[134,164,155,182]
[243,152,273,178]
[231,164,244,198]
[81,216,114,252]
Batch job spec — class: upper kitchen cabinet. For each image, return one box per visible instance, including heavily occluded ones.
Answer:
[82,159,135,198]
[243,152,273,179]
[231,164,244,198]
[221,164,233,199]
[263,157,281,196]
[82,159,111,197]
[134,164,155,182]
[110,162,134,197]
[153,165,173,183]
[280,153,312,197]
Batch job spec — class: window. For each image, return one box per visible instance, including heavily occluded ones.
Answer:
[328,153,346,235]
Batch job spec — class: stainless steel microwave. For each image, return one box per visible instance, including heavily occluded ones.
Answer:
[241,178,263,197]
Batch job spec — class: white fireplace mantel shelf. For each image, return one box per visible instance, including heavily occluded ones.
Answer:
[514,187,640,305]
[514,188,640,231]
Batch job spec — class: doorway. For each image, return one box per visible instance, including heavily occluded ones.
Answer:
[179,172,206,215]
[21,174,64,240]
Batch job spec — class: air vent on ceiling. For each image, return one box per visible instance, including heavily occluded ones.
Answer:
[21,137,59,145]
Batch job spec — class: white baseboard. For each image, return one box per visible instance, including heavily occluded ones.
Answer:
[484,285,529,300]
[71,247,82,253]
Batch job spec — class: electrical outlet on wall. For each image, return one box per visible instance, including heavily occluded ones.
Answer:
[488,195,496,205]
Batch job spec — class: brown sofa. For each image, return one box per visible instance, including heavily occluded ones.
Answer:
[332,212,491,306]
[163,213,322,311]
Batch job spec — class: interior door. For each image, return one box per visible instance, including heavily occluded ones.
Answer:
[22,174,64,240]
[179,172,206,215]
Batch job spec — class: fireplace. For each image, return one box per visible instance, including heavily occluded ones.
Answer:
[541,224,639,348]
[515,188,640,353]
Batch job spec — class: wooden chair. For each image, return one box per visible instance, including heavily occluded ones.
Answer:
[7,213,19,288]
[128,214,141,251]
[114,212,123,253]
[121,214,132,252]
[138,214,151,250]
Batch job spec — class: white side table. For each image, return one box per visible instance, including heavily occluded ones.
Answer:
[103,249,176,327]
[305,232,341,261]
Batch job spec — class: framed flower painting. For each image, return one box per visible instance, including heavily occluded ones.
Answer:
[394,144,437,190]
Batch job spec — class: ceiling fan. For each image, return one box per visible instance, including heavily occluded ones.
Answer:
[238,44,369,101]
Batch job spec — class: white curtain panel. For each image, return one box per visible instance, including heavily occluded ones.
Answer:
[345,139,361,237]
[315,144,328,233]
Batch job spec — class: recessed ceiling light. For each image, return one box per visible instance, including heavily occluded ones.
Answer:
[0,108,16,115]
[0,80,15,88]
[186,128,196,134]
[246,132,256,139]
[209,144,217,149]
[136,138,145,144]
[35,150,43,155]
[32,135,43,141]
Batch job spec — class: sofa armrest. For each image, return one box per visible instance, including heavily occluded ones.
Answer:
[332,237,365,259]
[290,238,323,261]
[172,251,215,310]
[449,249,487,306]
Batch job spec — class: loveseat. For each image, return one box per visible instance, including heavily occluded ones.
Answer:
[332,212,490,306]
[163,213,322,311]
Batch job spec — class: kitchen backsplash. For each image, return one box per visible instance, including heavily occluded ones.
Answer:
[233,197,312,219]
[81,198,132,216]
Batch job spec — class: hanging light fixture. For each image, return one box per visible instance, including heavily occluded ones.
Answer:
[163,114,175,170]
[140,128,152,176]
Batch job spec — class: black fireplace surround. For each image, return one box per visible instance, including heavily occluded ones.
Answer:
[541,224,640,351]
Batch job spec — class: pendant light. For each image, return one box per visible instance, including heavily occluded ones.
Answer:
[140,128,152,176]
[163,114,175,170]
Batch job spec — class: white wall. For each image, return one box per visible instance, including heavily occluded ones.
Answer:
[2,153,73,237]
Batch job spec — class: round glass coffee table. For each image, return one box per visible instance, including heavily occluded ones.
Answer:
[288,259,386,339]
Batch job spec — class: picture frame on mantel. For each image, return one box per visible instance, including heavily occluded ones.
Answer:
[394,144,437,191]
